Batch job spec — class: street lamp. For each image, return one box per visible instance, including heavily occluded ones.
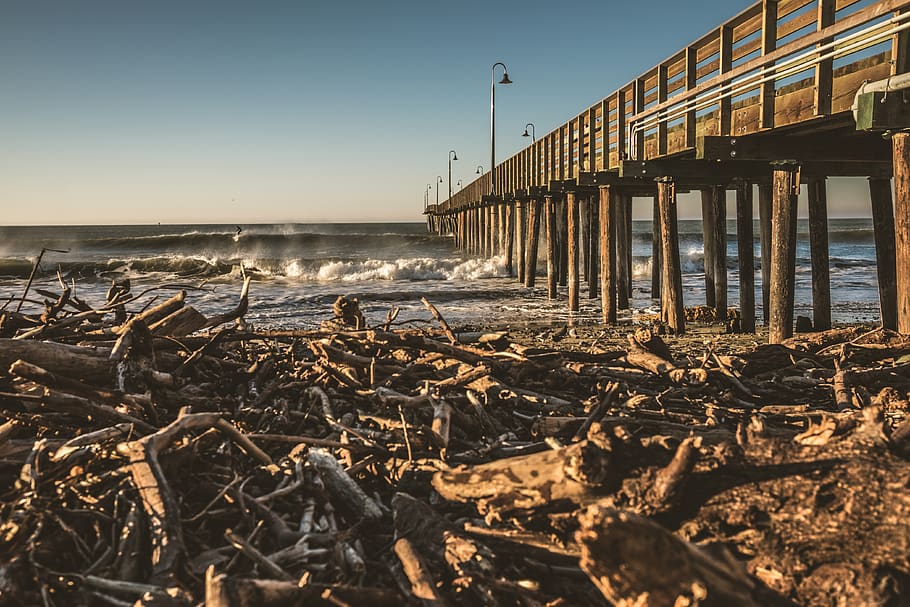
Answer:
[425,183,432,211]
[456,180,462,192]
[436,176,443,206]
[448,150,458,205]
[490,61,512,195]
[522,122,536,143]
[476,165,483,175]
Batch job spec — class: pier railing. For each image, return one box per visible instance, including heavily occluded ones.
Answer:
[439,0,910,211]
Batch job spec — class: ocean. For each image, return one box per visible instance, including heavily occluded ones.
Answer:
[0,220,883,329]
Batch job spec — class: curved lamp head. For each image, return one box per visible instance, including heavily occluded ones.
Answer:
[476,167,482,174]
[522,128,530,138]
[499,72,512,85]
[438,176,443,183]
[450,150,458,161]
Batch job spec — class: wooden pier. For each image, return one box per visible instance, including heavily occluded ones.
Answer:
[425,0,910,342]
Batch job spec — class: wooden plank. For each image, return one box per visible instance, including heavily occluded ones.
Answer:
[686,48,698,149]
[698,133,892,162]
[659,64,669,156]
[719,25,734,136]
[768,161,800,343]
[869,177,898,330]
[815,0,836,116]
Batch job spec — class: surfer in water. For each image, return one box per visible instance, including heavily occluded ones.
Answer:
[233,225,242,242]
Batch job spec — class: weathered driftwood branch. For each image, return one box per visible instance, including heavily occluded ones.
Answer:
[576,507,792,607]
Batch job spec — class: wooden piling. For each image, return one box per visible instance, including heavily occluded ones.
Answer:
[505,202,514,275]
[568,192,580,312]
[526,199,541,288]
[599,186,616,324]
[701,189,717,309]
[710,186,728,321]
[758,184,773,325]
[625,194,634,301]
[894,133,910,334]
[735,182,756,333]
[807,177,832,331]
[516,200,526,283]
[546,196,558,300]
[657,177,685,335]
[579,197,589,284]
[651,195,661,298]
[588,197,600,299]
[558,198,569,287]
[769,162,800,344]
[869,177,897,330]
[616,193,631,310]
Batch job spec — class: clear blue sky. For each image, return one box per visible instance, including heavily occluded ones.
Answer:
[0,0,872,224]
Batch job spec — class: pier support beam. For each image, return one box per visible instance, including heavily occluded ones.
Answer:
[869,177,897,330]
[657,177,685,335]
[894,133,910,334]
[807,177,832,331]
[526,199,541,288]
[735,182,756,333]
[758,184,773,325]
[588,196,600,299]
[558,198,569,287]
[769,161,800,344]
[546,196,558,300]
[568,192,580,312]
[599,186,617,324]
[710,185,728,321]
[616,193,631,310]
[651,195,661,298]
[701,189,717,309]
[505,202,514,275]
[516,200,526,283]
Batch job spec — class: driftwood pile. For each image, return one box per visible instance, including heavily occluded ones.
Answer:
[2,280,910,606]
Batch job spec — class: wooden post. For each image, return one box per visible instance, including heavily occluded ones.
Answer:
[487,204,495,258]
[579,196,589,284]
[616,193,630,310]
[505,202,514,275]
[546,196,558,300]
[735,182,756,333]
[625,194,634,301]
[869,177,897,330]
[657,177,685,335]
[651,195,661,298]
[568,191,580,312]
[558,198,569,287]
[769,161,800,344]
[526,199,541,288]
[894,133,910,334]
[516,200,526,283]
[711,185,728,322]
[807,177,832,331]
[599,186,616,324]
[500,202,508,259]
[758,184,773,324]
[701,189,717,308]
[588,196,600,299]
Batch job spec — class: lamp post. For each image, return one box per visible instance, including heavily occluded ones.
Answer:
[476,165,483,175]
[456,180,462,192]
[425,183,432,211]
[436,176,443,206]
[490,62,512,195]
[522,122,536,143]
[448,150,458,205]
